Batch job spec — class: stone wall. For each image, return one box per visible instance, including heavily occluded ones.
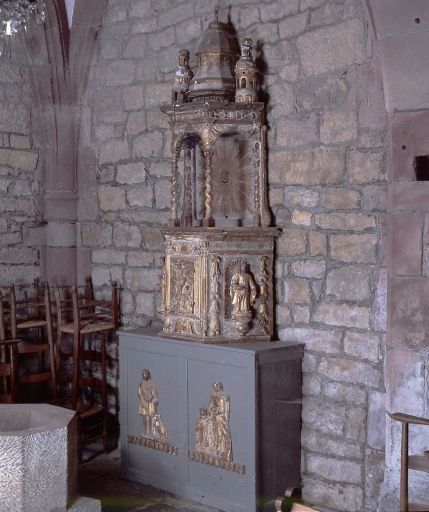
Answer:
[85,1,387,510]
[0,61,41,286]
[368,1,429,507]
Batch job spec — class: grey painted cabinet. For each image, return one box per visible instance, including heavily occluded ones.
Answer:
[119,328,303,512]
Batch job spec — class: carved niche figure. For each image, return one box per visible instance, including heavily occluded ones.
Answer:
[138,369,168,440]
[195,382,233,462]
[170,259,195,316]
[180,276,194,315]
[230,261,257,335]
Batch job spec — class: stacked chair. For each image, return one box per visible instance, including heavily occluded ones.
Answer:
[0,277,120,461]
[11,282,57,403]
[55,280,119,460]
[0,290,19,403]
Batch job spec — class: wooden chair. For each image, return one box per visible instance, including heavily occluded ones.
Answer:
[55,281,119,459]
[389,412,429,512]
[0,290,19,403]
[10,283,57,403]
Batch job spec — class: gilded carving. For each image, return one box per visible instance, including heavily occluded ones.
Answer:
[195,382,232,461]
[190,382,245,474]
[174,318,196,335]
[230,260,257,335]
[128,435,178,456]
[138,369,169,441]
[209,256,221,336]
[160,258,167,314]
[258,256,269,334]
[170,259,195,315]
[158,7,278,343]
[188,450,245,474]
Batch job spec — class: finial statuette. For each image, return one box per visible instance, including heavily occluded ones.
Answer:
[171,48,193,105]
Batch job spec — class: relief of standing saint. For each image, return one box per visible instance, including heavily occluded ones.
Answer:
[180,276,194,315]
[138,369,168,440]
[230,261,257,317]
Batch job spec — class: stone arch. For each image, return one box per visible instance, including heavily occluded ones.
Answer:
[23,0,107,283]
[365,1,429,509]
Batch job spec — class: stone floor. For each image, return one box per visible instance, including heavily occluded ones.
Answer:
[77,446,221,512]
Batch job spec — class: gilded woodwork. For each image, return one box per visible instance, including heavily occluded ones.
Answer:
[128,434,178,456]
[189,382,245,474]
[158,8,278,343]
[161,228,277,342]
[137,369,172,443]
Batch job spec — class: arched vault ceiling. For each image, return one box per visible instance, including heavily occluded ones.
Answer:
[367,0,429,111]
[65,0,75,26]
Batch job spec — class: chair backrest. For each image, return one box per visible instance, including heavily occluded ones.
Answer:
[0,289,19,403]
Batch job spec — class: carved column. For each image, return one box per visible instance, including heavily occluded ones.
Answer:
[260,126,272,227]
[252,138,261,227]
[202,146,215,227]
[182,148,193,227]
[169,146,181,227]
[209,256,221,336]
[191,147,197,224]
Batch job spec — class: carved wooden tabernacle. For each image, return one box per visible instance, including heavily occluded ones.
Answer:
[161,228,277,342]
[159,8,278,342]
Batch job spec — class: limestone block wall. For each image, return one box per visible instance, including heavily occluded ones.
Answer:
[85,1,387,510]
[0,62,41,286]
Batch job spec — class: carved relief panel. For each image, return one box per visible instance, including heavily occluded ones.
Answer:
[161,229,277,342]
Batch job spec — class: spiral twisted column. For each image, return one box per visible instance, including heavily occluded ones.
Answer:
[253,138,261,227]
[202,147,215,227]
[169,146,181,226]
[182,148,193,226]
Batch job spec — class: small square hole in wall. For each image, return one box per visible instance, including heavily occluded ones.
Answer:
[414,155,429,181]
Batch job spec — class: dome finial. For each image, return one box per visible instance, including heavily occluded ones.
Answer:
[188,4,239,103]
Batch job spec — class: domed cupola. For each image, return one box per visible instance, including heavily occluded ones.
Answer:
[235,38,258,103]
[188,6,239,103]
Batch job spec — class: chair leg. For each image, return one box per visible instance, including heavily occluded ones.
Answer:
[44,285,57,402]
[9,344,17,403]
[400,422,409,512]
[72,331,80,409]
[101,333,108,453]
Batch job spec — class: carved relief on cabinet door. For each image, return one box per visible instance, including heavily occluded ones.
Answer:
[129,369,177,455]
[189,382,245,474]
[169,257,196,316]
